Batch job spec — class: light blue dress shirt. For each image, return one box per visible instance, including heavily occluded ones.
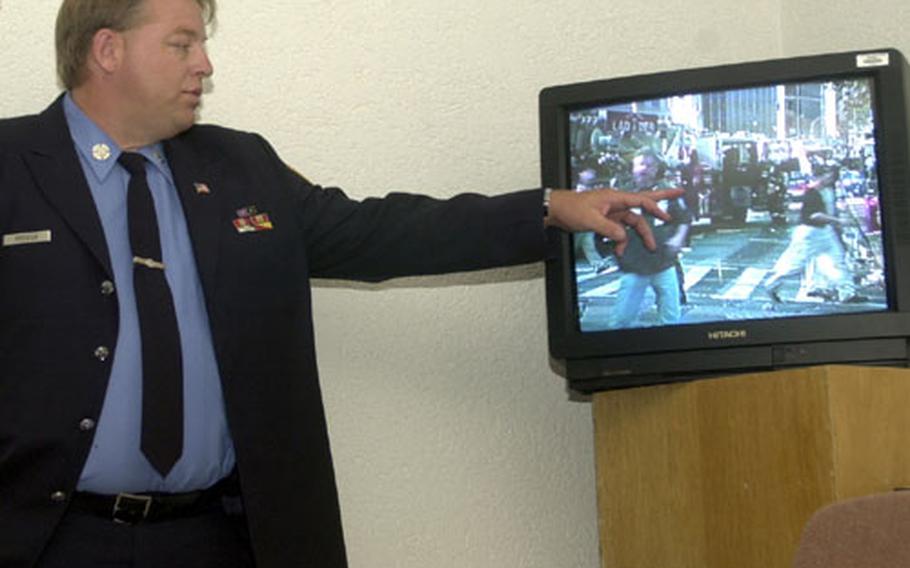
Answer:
[64,94,235,493]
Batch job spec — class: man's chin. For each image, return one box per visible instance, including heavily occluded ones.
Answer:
[168,113,200,137]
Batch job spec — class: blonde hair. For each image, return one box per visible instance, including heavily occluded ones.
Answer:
[55,0,217,90]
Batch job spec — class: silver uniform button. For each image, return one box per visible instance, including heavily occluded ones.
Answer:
[50,491,67,503]
[79,418,96,431]
[100,280,115,295]
[94,346,111,361]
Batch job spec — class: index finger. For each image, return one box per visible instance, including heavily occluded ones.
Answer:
[645,187,685,202]
[623,188,684,221]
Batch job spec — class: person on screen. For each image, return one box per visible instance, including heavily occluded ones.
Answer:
[761,167,864,304]
[0,1,684,566]
[607,148,693,328]
[681,147,705,220]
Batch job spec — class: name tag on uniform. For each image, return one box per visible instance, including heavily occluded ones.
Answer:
[2,230,52,247]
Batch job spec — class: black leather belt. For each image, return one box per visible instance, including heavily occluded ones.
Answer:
[68,475,235,525]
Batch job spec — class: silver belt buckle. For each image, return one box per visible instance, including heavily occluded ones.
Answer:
[112,492,153,524]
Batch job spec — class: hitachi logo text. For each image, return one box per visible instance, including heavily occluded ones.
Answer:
[707,329,747,340]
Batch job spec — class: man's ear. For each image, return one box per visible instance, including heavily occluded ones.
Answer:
[88,28,124,76]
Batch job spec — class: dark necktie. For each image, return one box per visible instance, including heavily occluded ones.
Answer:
[118,152,184,476]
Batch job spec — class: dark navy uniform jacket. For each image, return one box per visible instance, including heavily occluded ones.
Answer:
[0,96,546,567]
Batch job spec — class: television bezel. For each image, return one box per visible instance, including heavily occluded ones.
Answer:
[540,48,910,391]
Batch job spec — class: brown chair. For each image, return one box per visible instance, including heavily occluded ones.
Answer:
[793,491,910,567]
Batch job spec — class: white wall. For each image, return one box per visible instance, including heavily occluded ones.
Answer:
[781,0,910,57]
[10,1,898,566]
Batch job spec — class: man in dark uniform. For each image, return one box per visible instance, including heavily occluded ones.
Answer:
[608,148,692,328]
[0,1,681,566]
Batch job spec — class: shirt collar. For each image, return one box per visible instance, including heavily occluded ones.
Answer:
[63,93,173,184]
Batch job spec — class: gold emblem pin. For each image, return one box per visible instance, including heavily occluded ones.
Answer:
[92,143,111,161]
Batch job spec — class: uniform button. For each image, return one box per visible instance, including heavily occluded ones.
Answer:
[50,491,67,503]
[79,418,96,431]
[100,280,115,295]
[94,346,111,361]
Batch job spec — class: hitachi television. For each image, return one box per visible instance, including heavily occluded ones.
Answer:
[540,48,910,392]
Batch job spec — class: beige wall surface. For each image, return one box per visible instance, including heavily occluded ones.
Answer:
[5,1,899,566]
[782,0,910,57]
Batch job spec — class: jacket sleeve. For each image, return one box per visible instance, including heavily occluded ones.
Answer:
[255,134,548,282]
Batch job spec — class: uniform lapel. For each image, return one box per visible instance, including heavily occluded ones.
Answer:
[163,133,223,297]
[25,96,113,278]
[23,97,224,297]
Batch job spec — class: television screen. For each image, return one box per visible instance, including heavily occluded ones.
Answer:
[568,76,887,332]
[540,49,910,391]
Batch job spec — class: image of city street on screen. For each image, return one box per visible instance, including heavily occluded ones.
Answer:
[569,77,887,332]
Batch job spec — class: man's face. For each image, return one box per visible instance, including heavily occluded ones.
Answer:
[115,0,213,142]
[632,154,659,190]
